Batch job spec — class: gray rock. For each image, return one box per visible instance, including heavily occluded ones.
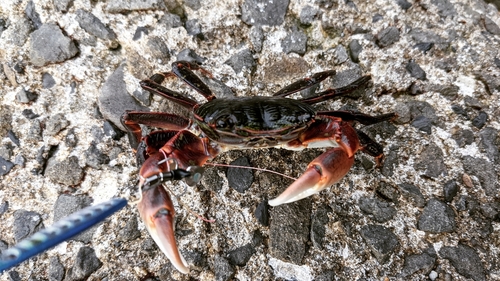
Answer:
[482,16,500,35]
[42,72,56,88]
[332,45,349,65]
[227,243,255,266]
[75,9,117,42]
[475,72,500,95]
[451,128,474,147]
[226,156,253,193]
[185,19,202,37]
[430,0,457,18]
[65,128,78,147]
[281,29,307,55]
[414,143,447,178]
[411,115,432,134]
[49,256,65,281]
[249,26,264,52]
[360,224,399,263]
[7,130,20,147]
[270,199,311,263]
[85,142,110,169]
[241,0,290,26]
[224,49,255,74]
[462,156,498,197]
[376,182,400,203]
[0,201,8,215]
[15,88,37,103]
[214,255,235,281]
[53,0,74,12]
[117,216,141,242]
[7,271,21,281]
[376,26,400,48]
[25,0,42,29]
[479,127,499,163]
[439,244,486,281]
[299,5,319,25]
[132,26,149,41]
[176,48,206,64]
[406,60,426,80]
[98,63,149,131]
[21,109,39,119]
[471,111,488,129]
[381,145,399,177]
[254,200,269,226]
[184,0,201,10]
[0,156,15,176]
[146,36,171,62]
[106,0,165,13]
[45,155,84,186]
[13,209,43,242]
[29,23,78,67]
[27,119,43,142]
[401,249,436,277]
[418,198,456,233]
[66,246,102,280]
[348,39,362,63]
[103,120,125,141]
[159,13,183,29]
[359,196,397,223]
[396,0,412,10]
[443,180,459,202]
[44,113,69,136]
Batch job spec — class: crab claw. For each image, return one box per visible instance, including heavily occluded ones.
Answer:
[268,147,354,206]
[137,184,190,274]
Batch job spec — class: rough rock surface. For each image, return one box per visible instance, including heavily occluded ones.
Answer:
[0,0,499,281]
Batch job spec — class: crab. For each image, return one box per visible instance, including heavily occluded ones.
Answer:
[120,60,396,273]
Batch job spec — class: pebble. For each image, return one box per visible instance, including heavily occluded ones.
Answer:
[478,127,499,163]
[482,16,500,35]
[451,128,474,147]
[117,216,141,242]
[281,28,308,55]
[254,200,269,226]
[13,209,43,242]
[49,256,65,281]
[398,183,426,207]
[358,196,397,223]
[406,60,427,80]
[7,130,20,147]
[348,39,362,63]
[103,120,125,140]
[414,42,434,53]
[495,57,500,69]
[98,63,149,131]
[360,224,400,263]
[372,14,383,23]
[15,88,37,103]
[25,0,42,29]
[414,143,447,178]
[381,145,399,177]
[214,255,235,281]
[176,48,207,64]
[0,201,8,215]
[249,26,264,52]
[0,156,14,176]
[29,23,79,67]
[241,0,289,26]
[146,36,170,62]
[65,128,78,147]
[184,0,201,10]
[376,182,400,203]
[451,104,469,119]
[417,198,456,233]
[376,26,400,48]
[443,180,459,202]
[227,243,255,266]
[430,0,457,18]
[269,199,311,264]
[42,72,56,88]
[462,156,497,197]
[475,72,500,95]
[45,155,84,186]
[66,246,102,280]
[299,5,319,26]
[132,26,149,41]
[44,113,69,136]
[439,244,486,281]
[159,13,183,29]
[54,0,73,12]
[400,247,436,277]
[411,115,432,134]
[75,9,117,43]
[85,142,110,169]
[7,271,21,281]
[226,157,253,193]
[471,111,488,129]
[185,19,202,38]
[225,49,256,74]
[396,0,412,10]
[22,108,39,119]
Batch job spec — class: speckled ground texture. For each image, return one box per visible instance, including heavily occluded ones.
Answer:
[1,0,499,280]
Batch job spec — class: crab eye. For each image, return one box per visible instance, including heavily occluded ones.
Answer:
[215,115,235,129]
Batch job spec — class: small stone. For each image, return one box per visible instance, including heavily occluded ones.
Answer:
[75,9,117,41]
[348,39,362,63]
[176,49,206,64]
[439,244,486,281]
[0,156,14,176]
[25,0,42,29]
[117,216,141,242]
[224,49,255,74]
[13,62,25,74]
[299,5,319,25]
[7,271,21,281]
[482,16,500,35]
[443,180,459,202]
[381,145,399,177]
[413,42,434,53]
[146,36,171,62]
[471,111,488,129]
[29,23,79,67]
[132,89,151,106]
[65,128,78,147]
[27,119,42,142]
[22,108,39,119]
[414,144,447,178]
[411,115,432,134]
[49,256,65,281]
[254,200,269,226]
[214,255,235,281]
[103,120,125,140]
[495,57,500,69]
[0,201,8,215]
[226,157,253,193]
[462,156,497,197]
[451,104,469,118]
[332,45,349,65]
[249,26,264,52]
[430,0,457,18]
[85,142,110,169]
[184,0,201,10]
[98,63,149,131]
[241,0,290,26]
[396,0,412,10]
[401,249,436,277]
[7,130,20,147]
[54,0,74,12]
[398,183,425,208]
[66,246,102,280]
[372,14,383,23]
[376,26,400,48]
[13,209,43,242]
[479,127,499,163]
[159,13,182,29]
[407,81,423,95]
[14,154,25,167]
[53,194,94,242]
[201,167,224,192]
[359,197,397,223]
[16,88,37,103]
[45,155,84,186]
[281,29,308,55]
[185,19,202,37]
[132,26,149,40]
[464,96,484,109]
[376,182,400,203]
[360,224,399,263]
[479,202,500,221]
[227,243,255,266]
[451,128,474,147]
[406,60,426,80]
[42,72,56,88]
[417,198,456,233]
[45,113,69,136]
